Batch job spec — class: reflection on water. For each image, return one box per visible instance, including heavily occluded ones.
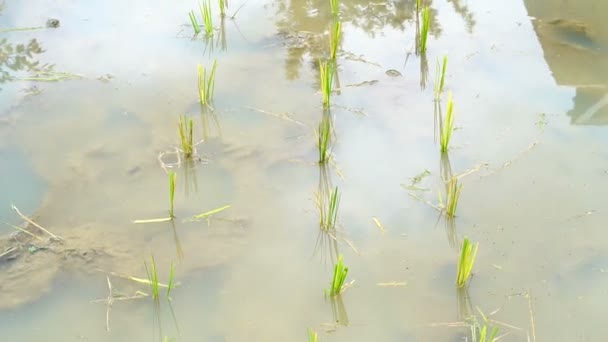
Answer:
[0,38,52,87]
[525,0,608,124]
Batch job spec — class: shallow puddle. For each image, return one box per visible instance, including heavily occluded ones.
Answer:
[0,0,607,341]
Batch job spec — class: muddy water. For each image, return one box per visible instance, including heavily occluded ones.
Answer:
[0,0,607,340]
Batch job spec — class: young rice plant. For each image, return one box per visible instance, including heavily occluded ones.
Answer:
[419,7,430,53]
[178,115,195,159]
[188,10,201,35]
[456,237,478,288]
[440,92,455,152]
[200,0,214,37]
[328,254,349,296]
[317,113,332,164]
[435,55,447,99]
[198,60,217,106]
[329,21,341,60]
[319,60,334,107]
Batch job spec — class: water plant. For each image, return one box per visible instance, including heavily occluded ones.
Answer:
[218,0,228,17]
[317,186,340,231]
[317,113,332,164]
[167,261,176,298]
[200,0,214,37]
[144,255,160,301]
[308,328,318,342]
[475,324,499,342]
[419,7,430,53]
[434,55,447,99]
[168,170,176,218]
[329,21,341,60]
[439,176,462,218]
[440,92,455,152]
[319,60,334,107]
[327,254,349,296]
[330,0,339,17]
[188,10,201,35]
[198,60,217,106]
[178,115,194,159]
[456,237,478,288]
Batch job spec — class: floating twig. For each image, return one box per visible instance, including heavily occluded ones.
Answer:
[11,205,61,241]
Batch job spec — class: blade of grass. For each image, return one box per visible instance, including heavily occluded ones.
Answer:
[456,237,479,288]
[440,92,455,152]
[168,171,177,218]
[192,204,232,219]
[188,10,201,35]
[420,7,430,53]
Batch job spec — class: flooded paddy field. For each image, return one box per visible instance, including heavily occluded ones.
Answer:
[0,0,607,341]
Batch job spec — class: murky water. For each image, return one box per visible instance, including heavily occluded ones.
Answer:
[0,0,607,340]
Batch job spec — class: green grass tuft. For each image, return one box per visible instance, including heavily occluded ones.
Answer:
[477,324,499,342]
[456,237,478,288]
[188,10,201,35]
[178,115,195,159]
[218,0,228,17]
[317,113,332,164]
[419,7,430,53]
[144,255,160,302]
[168,171,176,218]
[319,60,334,108]
[434,55,447,100]
[439,176,462,218]
[198,60,218,106]
[330,0,339,17]
[166,261,176,299]
[200,0,214,37]
[308,328,318,342]
[316,186,340,231]
[328,254,349,296]
[440,92,455,152]
[329,21,341,60]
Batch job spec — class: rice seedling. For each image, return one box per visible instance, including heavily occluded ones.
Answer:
[198,60,217,106]
[317,113,332,164]
[419,7,430,53]
[218,0,228,17]
[167,261,176,298]
[476,324,499,342]
[440,92,455,152]
[200,0,214,37]
[438,176,462,218]
[308,328,318,342]
[327,254,349,296]
[317,186,340,231]
[434,55,447,99]
[178,115,194,159]
[319,60,334,107]
[188,10,201,35]
[329,21,341,60]
[167,170,177,219]
[144,256,160,301]
[456,237,478,288]
[330,0,339,17]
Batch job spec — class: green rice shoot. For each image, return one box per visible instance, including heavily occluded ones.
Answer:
[200,0,214,37]
[328,254,349,296]
[178,115,195,159]
[329,21,341,60]
[198,60,218,106]
[439,176,462,218]
[419,7,430,53]
[308,328,318,342]
[317,113,332,164]
[456,237,478,288]
[218,0,228,17]
[188,10,201,35]
[434,55,447,99]
[167,261,176,299]
[168,171,177,219]
[440,92,455,152]
[317,186,340,231]
[330,0,339,17]
[319,60,334,107]
[144,255,160,302]
[476,324,499,342]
